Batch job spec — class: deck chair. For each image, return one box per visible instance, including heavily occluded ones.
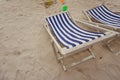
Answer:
[84,4,120,55]
[44,11,118,71]
[84,4,120,31]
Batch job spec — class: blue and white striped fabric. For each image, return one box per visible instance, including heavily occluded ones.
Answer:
[87,5,120,27]
[46,12,105,49]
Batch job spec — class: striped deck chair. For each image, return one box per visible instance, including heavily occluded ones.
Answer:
[84,4,120,55]
[84,4,120,31]
[44,11,118,71]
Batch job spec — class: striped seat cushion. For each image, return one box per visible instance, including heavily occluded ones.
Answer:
[87,5,120,27]
[46,12,105,49]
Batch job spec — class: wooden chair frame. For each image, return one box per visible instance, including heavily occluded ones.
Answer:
[44,11,118,71]
[83,5,120,55]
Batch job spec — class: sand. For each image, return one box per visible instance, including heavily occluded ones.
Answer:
[0,0,120,80]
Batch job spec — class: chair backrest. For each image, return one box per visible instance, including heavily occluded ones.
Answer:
[87,5,120,27]
[46,12,105,49]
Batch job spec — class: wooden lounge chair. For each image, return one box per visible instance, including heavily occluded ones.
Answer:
[84,4,120,31]
[84,4,120,55]
[44,11,118,71]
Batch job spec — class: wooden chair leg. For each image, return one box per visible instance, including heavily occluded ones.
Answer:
[60,59,67,71]
[66,48,95,70]
[106,37,120,55]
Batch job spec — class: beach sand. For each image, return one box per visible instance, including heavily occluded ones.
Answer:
[0,0,120,80]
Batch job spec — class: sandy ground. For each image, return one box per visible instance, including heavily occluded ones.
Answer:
[0,0,120,80]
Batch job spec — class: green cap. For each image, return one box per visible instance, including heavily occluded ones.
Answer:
[62,5,68,11]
